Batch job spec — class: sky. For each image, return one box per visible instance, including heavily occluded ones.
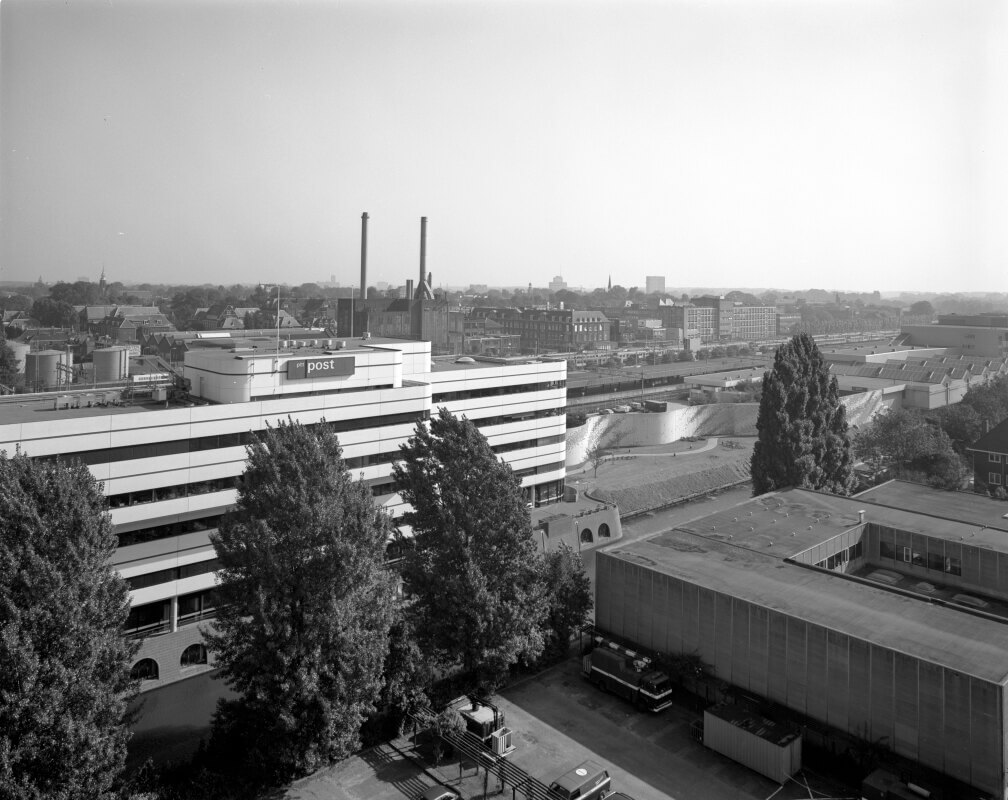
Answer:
[1,0,1006,294]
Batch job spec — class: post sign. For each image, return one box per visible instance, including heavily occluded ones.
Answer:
[286,356,355,381]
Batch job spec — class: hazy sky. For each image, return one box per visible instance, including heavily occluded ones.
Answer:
[2,0,1006,293]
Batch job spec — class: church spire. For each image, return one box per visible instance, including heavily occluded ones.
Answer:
[608,274,612,290]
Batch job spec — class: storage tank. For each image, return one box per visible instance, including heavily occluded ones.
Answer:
[9,341,30,374]
[25,351,61,389]
[94,347,130,382]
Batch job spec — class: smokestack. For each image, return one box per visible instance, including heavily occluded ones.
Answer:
[419,216,427,298]
[360,212,369,299]
[360,212,369,332]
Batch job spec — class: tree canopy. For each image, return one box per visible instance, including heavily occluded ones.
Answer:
[30,297,77,328]
[0,453,136,800]
[541,543,593,662]
[206,420,396,787]
[0,334,19,389]
[959,375,1008,431]
[393,409,546,694]
[854,409,968,491]
[751,333,854,495]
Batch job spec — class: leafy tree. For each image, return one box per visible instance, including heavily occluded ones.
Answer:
[751,333,854,495]
[854,409,967,490]
[930,403,983,453]
[206,420,396,787]
[0,453,137,800]
[375,615,431,732]
[0,293,33,313]
[541,544,593,662]
[430,708,465,766]
[49,280,103,306]
[960,375,1008,430]
[30,297,76,328]
[393,409,546,694]
[0,334,19,389]
[908,300,935,317]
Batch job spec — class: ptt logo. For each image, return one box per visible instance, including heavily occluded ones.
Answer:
[286,356,354,381]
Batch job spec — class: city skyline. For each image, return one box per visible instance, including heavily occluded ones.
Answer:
[2,0,1006,293]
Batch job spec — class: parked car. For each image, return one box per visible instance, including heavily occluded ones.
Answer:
[417,785,461,800]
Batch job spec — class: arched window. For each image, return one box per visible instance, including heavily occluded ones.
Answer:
[130,658,159,681]
[580,527,594,543]
[599,523,611,538]
[180,644,208,668]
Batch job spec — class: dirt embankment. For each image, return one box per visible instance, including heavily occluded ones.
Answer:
[591,454,752,516]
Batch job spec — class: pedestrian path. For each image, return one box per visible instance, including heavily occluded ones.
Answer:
[567,438,719,477]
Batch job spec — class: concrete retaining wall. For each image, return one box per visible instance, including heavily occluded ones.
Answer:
[566,391,894,466]
[566,404,758,466]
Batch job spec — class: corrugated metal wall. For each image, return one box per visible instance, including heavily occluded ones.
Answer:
[595,554,1005,797]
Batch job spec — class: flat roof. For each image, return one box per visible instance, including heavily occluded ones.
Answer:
[0,394,178,426]
[602,530,1008,683]
[429,356,558,372]
[678,488,1008,555]
[821,344,945,357]
[857,480,1008,534]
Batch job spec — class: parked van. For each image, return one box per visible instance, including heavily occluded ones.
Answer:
[547,760,611,800]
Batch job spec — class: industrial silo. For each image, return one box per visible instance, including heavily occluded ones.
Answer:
[94,347,130,383]
[25,350,61,389]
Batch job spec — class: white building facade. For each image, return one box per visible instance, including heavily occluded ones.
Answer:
[0,339,567,689]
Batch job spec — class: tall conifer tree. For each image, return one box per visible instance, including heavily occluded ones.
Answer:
[393,409,546,694]
[206,421,396,786]
[0,453,136,800]
[751,333,854,495]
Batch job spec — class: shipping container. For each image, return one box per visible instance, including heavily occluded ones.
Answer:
[702,705,801,784]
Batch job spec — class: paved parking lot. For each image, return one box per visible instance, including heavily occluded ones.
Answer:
[288,656,853,800]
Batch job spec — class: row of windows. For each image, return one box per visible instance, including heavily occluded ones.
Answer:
[123,590,218,637]
[491,433,567,454]
[431,379,565,404]
[814,541,864,570]
[115,447,560,551]
[878,538,962,575]
[250,384,394,402]
[109,478,239,509]
[125,558,220,591]
[110,418,564,525]
[32,411,429,467]
[118,515,223,548]
[513,460,566,480]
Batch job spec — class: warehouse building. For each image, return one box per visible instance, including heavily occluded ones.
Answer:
[0,337,567,690]
[595,483,1008,797]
